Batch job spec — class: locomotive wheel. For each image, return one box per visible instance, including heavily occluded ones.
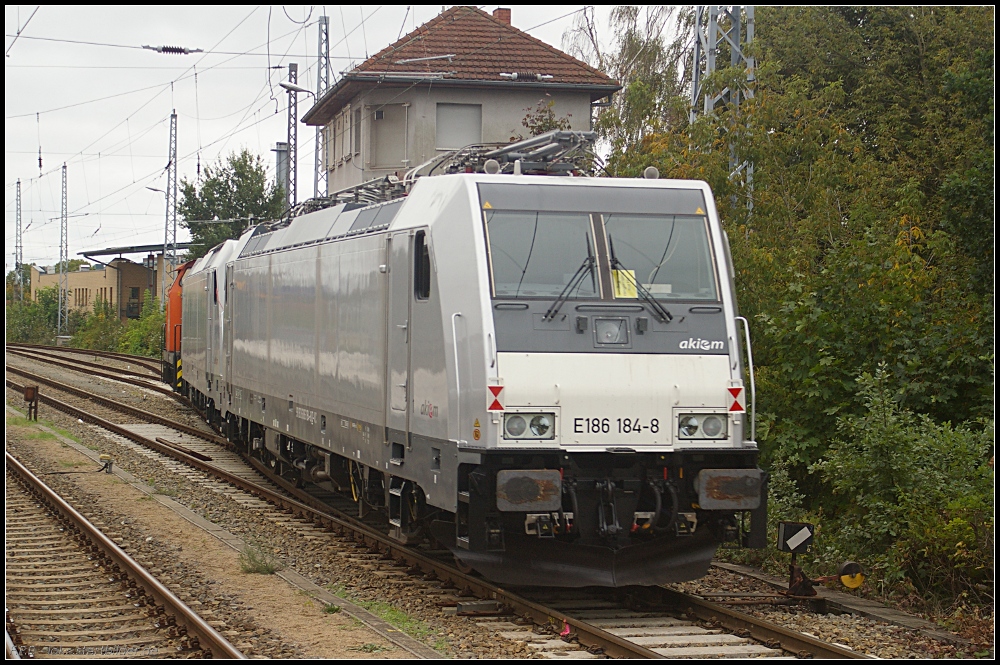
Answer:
[453,555,474,575]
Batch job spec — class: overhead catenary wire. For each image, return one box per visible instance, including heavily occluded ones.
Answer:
[7,6,589,266]
[5,6,42,57]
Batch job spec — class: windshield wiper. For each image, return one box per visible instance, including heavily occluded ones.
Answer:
[608,234,673,324]
[543,233,595,321]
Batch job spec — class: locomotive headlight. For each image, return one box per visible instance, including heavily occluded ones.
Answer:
[701,415,724,438]
[503,412,556,440]
[530,414,552,437]
[505,415,527,438]
[678,413,728,440]
[678,415,700,438]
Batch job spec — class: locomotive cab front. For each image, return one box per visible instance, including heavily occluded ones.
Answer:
[430,175,766,586]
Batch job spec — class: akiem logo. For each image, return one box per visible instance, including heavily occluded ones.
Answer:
[679,338,725,351]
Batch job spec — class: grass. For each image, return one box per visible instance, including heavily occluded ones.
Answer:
[5,414,82,444]
[6,415,37,428]
[348,643,388,653]
[52,427,81,443]
[323,603,342,614]
[326,583,434,641]
[23,430,57,441]
[239,540,282,574]
[152,484,179,497]
[338,617,365,630]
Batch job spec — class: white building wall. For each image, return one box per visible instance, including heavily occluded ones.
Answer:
[325,86,594,193]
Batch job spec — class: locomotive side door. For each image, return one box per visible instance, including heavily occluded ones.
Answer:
[385,231,412,442]
[223,263,234,401]
[205,269,216,388]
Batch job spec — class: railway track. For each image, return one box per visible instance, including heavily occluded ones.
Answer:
[6,343,163,374]
[7,346,175,399]
[5,452,244,659]
[5,361,871,659]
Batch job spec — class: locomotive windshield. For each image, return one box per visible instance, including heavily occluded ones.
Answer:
[484,210,598,298]
[479,183,719,302]
[604,214,718,301]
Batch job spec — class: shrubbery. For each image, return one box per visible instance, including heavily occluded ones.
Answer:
[8,288,163,359]
[726,367,994,606]
[811,367,994,602]
[70,294,124,351]
[117,291,164,357]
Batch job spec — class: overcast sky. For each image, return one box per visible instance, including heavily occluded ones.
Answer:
[4,5,614,271]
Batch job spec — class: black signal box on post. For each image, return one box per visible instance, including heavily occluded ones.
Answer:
[777,521,814,554]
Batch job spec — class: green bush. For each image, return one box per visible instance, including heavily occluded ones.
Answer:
[811,367,994,601]
[5,298,55,344]
[71,295,124,351]
[117,290,164,358]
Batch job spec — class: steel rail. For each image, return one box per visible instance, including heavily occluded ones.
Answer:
[8,348,161,381]
[6,343,162,374]
[643,587,870,659]
[7,347,159,379]
[7,349,178,399]
[6,368,230,449]
[5,451,246,659]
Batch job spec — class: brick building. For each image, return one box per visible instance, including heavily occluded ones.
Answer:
[31,243,191,321]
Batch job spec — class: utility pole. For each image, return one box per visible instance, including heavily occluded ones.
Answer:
[690,6,755,210]
[58,163,68,336]
[163,110,178,310]
[690,6,755,123]
[15,179,23,301]
[273,142,290,199]
[286,63,299,207]
[315,16,330,198]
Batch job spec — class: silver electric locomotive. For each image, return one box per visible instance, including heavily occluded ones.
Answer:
[175,133,766,587]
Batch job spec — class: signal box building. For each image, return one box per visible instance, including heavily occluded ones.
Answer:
[302,6,619,193]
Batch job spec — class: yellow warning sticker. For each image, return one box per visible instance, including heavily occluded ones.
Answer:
[482,201,493,209]
[612,269,638,299]
[473,419,481,428]
[696,207,705,215]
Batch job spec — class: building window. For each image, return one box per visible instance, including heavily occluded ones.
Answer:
[326,123,337,171]
[436,103,482,150]
[371,104,406,167]
[353,107,362,154]
[130,287,140,299]
[340,105,352,162]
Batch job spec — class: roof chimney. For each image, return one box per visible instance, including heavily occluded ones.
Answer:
[493,8,511,25]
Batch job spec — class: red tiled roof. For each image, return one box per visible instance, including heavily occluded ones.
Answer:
[352,6,617,86]
[303,6,618,126]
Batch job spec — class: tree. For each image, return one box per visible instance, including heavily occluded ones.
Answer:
[520,96,573,137]
[563,6,688,167]
[118,290,164,358]
[52,259,90,273]
[71,294,124,352]
[5,299,53,344]
[178,149,285,260]
[5,264,32,303]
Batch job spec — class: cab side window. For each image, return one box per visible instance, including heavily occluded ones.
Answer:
[414,231,431,301]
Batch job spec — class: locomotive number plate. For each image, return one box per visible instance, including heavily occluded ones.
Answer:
[573,417,660,435]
